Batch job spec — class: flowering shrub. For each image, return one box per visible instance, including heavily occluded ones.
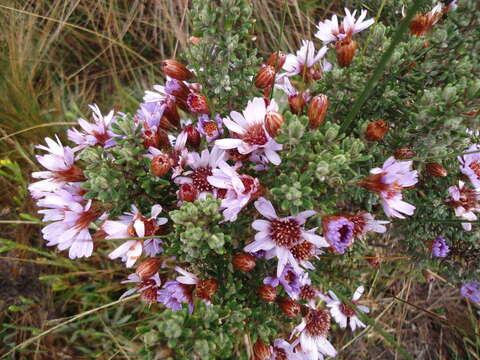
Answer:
[28,0,480,358]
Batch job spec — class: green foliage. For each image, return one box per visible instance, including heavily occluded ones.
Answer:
[187,0,260,114]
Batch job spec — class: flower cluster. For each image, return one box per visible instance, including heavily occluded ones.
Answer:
[27,1,477,358]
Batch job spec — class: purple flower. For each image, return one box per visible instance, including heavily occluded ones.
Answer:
[120,272,162,304]
[446,181,480,231]
[264,265,302,299]
[197,114,223,142]
[460,282,480,303]
[135,101,166,131]
[323,216,355,254]
[158,280,194,313]
[67,104,116,150]
[244,197,328,277]
[431,237,450,258]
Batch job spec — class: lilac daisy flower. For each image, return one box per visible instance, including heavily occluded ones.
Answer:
[215,98,283,165]
[29,136,85,198]
[323,215,355,254]
[207,160,261,222]
[431,237,450,258]
[326,286,370,331]
[197,114,223,142]
[291,306,337,359]
[460,282,480,303]
[315,8,374,44]
[281,40,328,78]
[458,144,480,189]
[104,205,167,268]
[158,280,195,313]
[350,212,389,239]
[446,181,480,231]
[244,197,328,277]
[39,190,103,259]
[174,145,226,200]
[361,157,418,218]
[271,339,303,359]
[67,104,116,150]
[120,272,162,304]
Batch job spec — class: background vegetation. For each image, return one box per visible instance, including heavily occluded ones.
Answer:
[0,0,479,359]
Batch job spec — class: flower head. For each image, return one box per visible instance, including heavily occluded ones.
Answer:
[446,181,480,231]
[197,114,223,142]
[431,237,450,258]
[29,136,85,198]
[291,307,337,359]
[67,104,116,150]
[120,272,162,303]
[263,265,302,299]
[207,160,261,221]
[361,157,418,218]
[326,286,369,331]
[460,281,480,303]
[281,40,329,79]
[215,98,283,165]
[315,8,374,44]
[323,215,355,254]
[244,197,328,277]
[104,205,167,267]
[349,212,389,239]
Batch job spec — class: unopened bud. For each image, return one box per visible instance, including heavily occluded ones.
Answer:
[335,39,357,68]
[288,93,305,114]
[267,51,286,72]
[178,183,198,202]
[258,284,277,303]
[187,93,210,114]
[365,120,388,141]
[233,253,256,272]
[265,111,284,137]
[277,298,301,318]
[136,258,161,279]
[189,36,201,45]
[367,255,382,268]
[253,338,272,360]
[163,98,180,128]
[161,59,192,80]
[183,125,201,148]
[394,146,415,160]
[255,65,276,89]
[195,279,218,301]
[151,153,172,177]
[409,14,429,37]
[165,79,191,105]
[425,162,447,177]
[308,94,329,129]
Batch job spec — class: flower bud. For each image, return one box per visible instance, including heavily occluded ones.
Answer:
[142,126,160,149]
[258,284,277,303]
[189,36,201,45]
[163,98,180,128]
[233,253,256,272]
[267,51,286,72]
[178,183,198,202]
[195,279,218,301]
[253,338,272,360]
[183,125,201,148]
[187,93,210,114]
[410,14,429,36]
[425,162,447,177]
[265,111,284,137]
[308,94,329,129]
[165,79,191,106]
[136,258,161,279]
[288,93,305,114]
[277,298,301,318]
[365,120,388,141]
[161,59,192,80]
[151,153,172,177]
[335,39,357,68]
[394,146,415,160]
[255,65,276,89]
[367,255,381,268]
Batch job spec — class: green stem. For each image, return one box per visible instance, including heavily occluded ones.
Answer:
[411,149,480,162]
[339,1,423,134]
[270,0,289,101]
